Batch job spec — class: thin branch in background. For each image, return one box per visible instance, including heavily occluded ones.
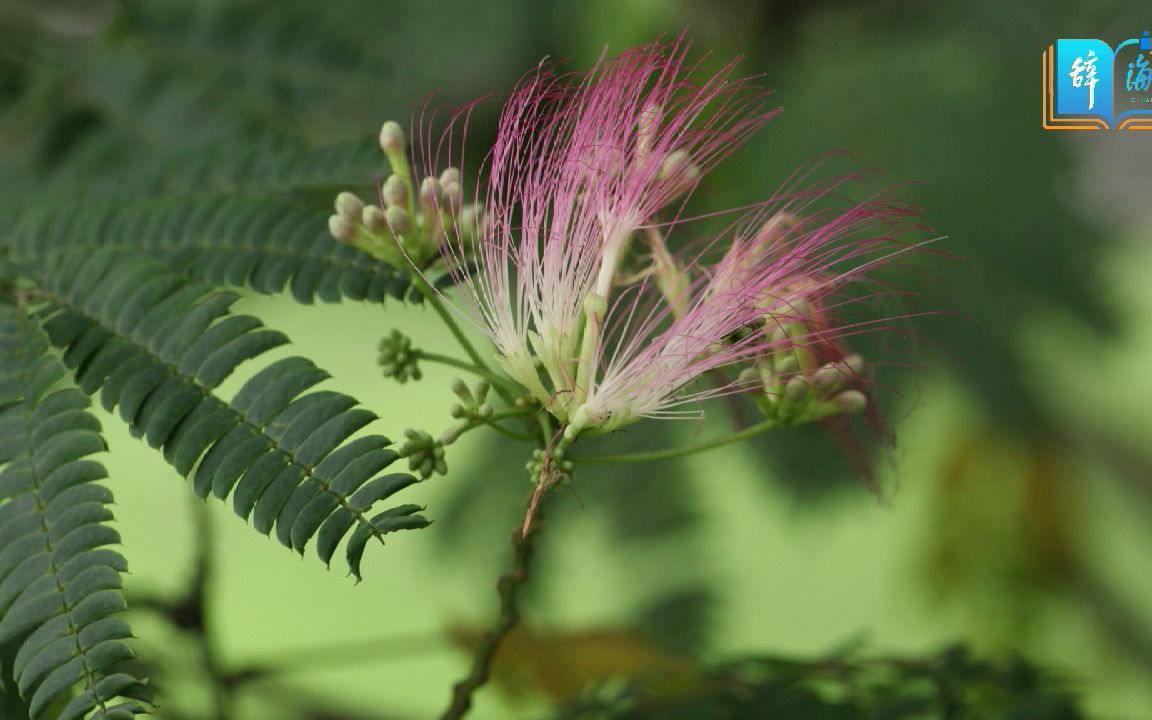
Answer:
[439,489,552,720]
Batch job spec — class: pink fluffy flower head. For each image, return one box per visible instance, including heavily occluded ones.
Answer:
[429,37,921,438]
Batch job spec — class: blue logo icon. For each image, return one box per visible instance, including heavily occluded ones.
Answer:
[1043,32,1152,130]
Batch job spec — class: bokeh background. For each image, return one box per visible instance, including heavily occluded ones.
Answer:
[2,0,1151,718]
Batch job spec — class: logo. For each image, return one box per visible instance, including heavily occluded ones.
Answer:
[1042,31,1152,130]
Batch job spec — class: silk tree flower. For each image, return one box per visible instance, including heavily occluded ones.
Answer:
[426,38,920,439]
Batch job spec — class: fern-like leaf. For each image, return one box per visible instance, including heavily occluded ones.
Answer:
[31,249,430,578]
[8,196,413,305]
[0,304,151,719]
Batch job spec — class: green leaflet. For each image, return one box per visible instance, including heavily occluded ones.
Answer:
[34,248,429,579]
[8,196,414,305]
[0,305,150,718]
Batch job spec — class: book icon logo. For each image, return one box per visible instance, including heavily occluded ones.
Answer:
[1043,33,1152,130]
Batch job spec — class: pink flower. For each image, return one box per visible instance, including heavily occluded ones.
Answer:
[431,37,921,437]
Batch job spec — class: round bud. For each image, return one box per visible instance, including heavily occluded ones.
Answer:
[379,121,406,155]
[440,426,462,445]
[328,214,356,243]
[439,167,460,187]
[449,404,467,419]
[335,191,365,220]
[440,180,463,214]
[833,390,867,413]
[362,205,388,233]
[659,150,700,194]
[383,174,408,208]
[450,378,475,407]
[419,176,440,209]
[784,376,809,404]
[477,404,493,419]
[385,206,411,235]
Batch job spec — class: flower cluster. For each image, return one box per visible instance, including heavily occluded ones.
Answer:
[342,38,921,440]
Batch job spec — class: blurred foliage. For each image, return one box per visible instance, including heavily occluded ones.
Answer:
[1,0,1149,717]
[551,645,1085,720]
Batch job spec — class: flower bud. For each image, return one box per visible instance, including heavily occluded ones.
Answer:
[477,403,493,419]
[439,167,460,187]
[335,191,365,220]
[419,176,441,213]
[383,174,409,208]
[440,180,463,214]
[833,389,867,414]
[385,206,410,235]
[637,103,662,157]
[328,214,356,243]
[449,404,468,419]
[362,205,388,233]
[379,121,405,155]
[450,377,473,405]
[659,150,700,196]
[784,376,809,404]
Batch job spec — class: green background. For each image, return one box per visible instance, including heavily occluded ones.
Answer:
[3,0,1152,717]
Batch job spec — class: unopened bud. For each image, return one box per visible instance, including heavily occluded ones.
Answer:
[335,191,365,220]
[659,150,700,194]
[385,206,410,235]
[477,403,493,419]
[637,103,662,156]
[440,180,463,214]
[383,175,409,208]
[362,205,388,233]
[379,121,405,155]
[438,167,460,187]
[449,404,468,419]
[328,214,356,243]
[440,426,462,445]
[812,363,848,393]
[419,176,441,213]
[584,292,608,320]
[458,203,483,232]
[474,380,490,403]
[784,376,809,404]
[450,377,473,404]
[833,389,867,414]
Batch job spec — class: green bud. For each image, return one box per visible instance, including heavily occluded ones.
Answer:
[477,404,493,419]
[434,458,448,475]
[335,191,365,220]
[584,292,608,319]
[474,379,490,404]
[811,363,847,393]
[328,214,356,243]
[383,174,409,208]
[441,180,463,214]
[833,389,867,414]
[774,353,800,376]
[440,426,462,445]
[637,103,662,156]
[438,167,460,187]
[659,150,700,195]
[362,205,388,233]
[379,121,405,155]
[450,377,473,404]
[385,206,411,235]
[784,376,809,404]
[419,176,440,212]
[449,404,468,419]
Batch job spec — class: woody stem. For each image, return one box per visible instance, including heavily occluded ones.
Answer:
[438,487,552,720]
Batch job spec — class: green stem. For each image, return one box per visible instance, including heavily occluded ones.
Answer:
[416,281,518,407]
[416,351,520,395]
[570,418,778,465]
[450,408,538,444]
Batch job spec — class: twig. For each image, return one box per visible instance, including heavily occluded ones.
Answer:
[438,492,550,720]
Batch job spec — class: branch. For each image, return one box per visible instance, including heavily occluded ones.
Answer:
[438,491,550,720]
